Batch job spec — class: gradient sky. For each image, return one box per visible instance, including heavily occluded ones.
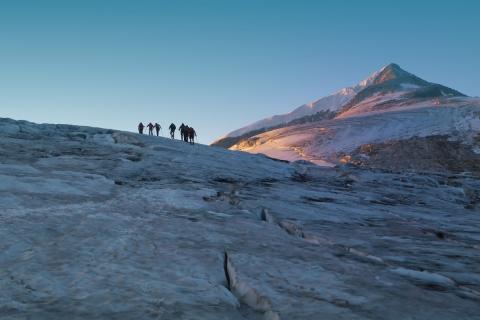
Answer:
[1,0,479,143]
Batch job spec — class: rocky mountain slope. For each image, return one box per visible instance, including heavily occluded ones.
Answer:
[215,64,480,170]
[214,64,392,144]
[1,118,479,319]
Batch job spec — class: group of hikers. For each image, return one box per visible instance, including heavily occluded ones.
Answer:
[137,122,197,144]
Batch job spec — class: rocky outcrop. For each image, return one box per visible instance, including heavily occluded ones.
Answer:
[344,135,480,175]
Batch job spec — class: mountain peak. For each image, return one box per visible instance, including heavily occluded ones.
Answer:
[371,63,423,85]
[384,62,402,70]
[356,63,413,88]
[214,62,468,144]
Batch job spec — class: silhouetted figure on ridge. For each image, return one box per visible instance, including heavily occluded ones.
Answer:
[183,125,189,142]
[138,122,145,134]
[147,122,154,136]
[188,127,197,145]
[169,123,176,139]
[155,123,161,136]
[179,123,186,141]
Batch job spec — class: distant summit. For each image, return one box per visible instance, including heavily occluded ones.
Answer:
[369,63,429,86]
[339,64,466,116]
[213,63,467,148]
[213,64,479,170]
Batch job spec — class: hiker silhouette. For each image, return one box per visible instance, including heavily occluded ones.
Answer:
[169,123,176,139]
[147,122,154,136]
[138,122,145,134]
[188,127,197,145]
[183,125,189,142]
[179,123,185,141]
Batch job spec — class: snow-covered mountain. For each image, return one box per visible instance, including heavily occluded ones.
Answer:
[1,117,479,319]
[213,63,465,146]
[215,65,389,142]
[217,64,480,168]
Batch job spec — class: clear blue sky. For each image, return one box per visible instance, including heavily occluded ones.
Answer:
[1,0,479,143]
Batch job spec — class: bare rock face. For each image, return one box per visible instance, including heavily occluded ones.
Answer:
[345,135,480,175]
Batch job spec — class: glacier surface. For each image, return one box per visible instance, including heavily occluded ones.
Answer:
[0,118,479,319]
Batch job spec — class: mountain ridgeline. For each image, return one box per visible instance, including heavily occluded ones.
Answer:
[212,63,480,173]
[212,63,467,149]
[212,110,336,149]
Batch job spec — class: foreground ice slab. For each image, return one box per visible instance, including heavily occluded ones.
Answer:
[0,118,479,319]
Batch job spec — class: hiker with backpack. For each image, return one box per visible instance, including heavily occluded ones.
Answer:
[147,122,154,136]
[169,123,176,139]
[138,122,145,134]
[183,125,190,142]
[188,127,197,145]
[155,123,161,136]
[179,123,186,141]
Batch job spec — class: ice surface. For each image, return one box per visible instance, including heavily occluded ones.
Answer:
[0,117,479,319]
